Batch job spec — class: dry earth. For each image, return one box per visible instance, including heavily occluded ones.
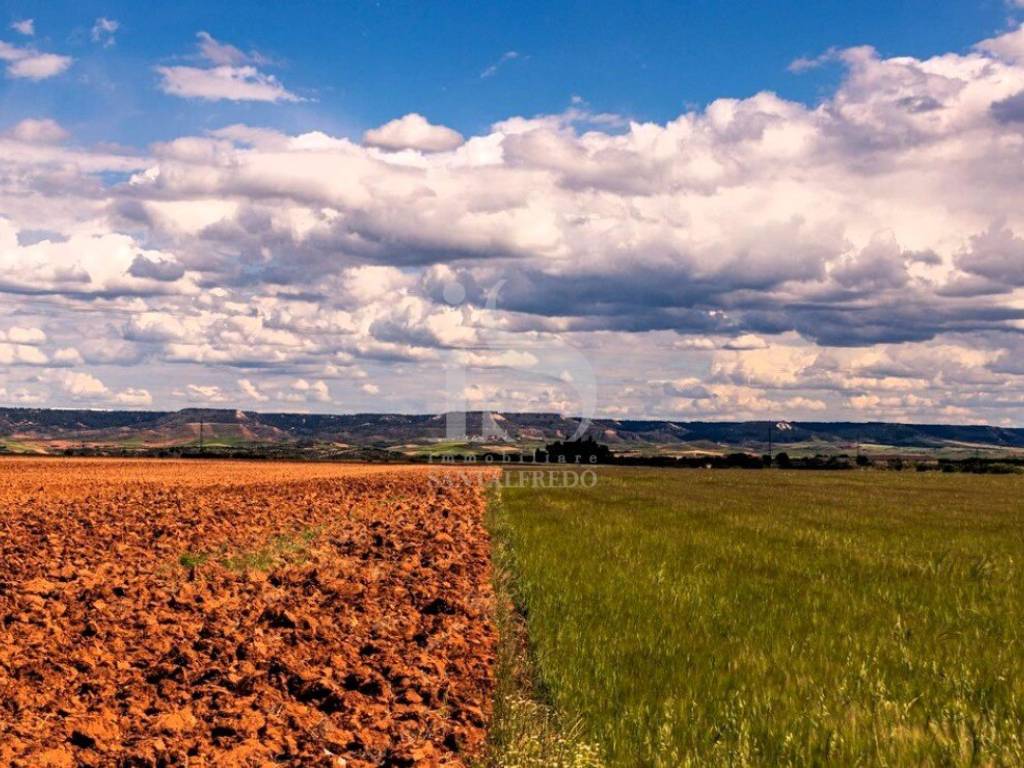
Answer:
[0,458,498,767]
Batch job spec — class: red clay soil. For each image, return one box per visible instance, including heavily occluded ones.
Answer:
[0,459,498,767]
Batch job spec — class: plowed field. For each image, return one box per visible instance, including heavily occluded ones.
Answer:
[0,458,498,767]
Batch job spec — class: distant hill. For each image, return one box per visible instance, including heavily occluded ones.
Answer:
[3,407,1024,458]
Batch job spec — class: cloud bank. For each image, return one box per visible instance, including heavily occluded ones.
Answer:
[4,25,1024,422]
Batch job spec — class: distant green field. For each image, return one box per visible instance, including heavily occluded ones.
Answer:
[0,438,39,453]
[496,468,1024,766]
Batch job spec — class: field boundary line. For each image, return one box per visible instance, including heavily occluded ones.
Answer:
[480,483,605,768]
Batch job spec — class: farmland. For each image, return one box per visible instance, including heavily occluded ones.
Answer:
[0,458,498,767]
[497,467,1024,766]
[4,458,1023,767]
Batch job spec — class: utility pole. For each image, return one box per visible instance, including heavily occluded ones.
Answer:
[198,419,204,453]
[768,420,773,464]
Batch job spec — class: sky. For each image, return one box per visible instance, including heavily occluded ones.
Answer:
[3,1,1024,423]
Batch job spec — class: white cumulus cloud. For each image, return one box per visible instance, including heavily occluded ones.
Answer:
[364,114,465,152]
[238,377,269,402]
[6,118,68,144]
[0,40,71,80]
[156,31,300,102]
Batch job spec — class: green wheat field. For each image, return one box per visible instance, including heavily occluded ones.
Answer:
[494,468,1024,767]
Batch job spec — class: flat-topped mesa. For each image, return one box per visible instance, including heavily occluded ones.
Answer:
[3,407,1024,451]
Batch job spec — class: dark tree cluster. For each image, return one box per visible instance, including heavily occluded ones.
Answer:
[539,436,614,464]
[932,457,1024,474]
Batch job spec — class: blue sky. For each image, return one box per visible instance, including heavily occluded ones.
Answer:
[2,0,1018,146]
[4,2,1024,423]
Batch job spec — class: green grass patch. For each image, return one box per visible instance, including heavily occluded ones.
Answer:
[185,435,256,448]
[483,488,606,767]
[0,439,40,454]
[221,527,319,571]
[177,527,321,574]
[498,467,1024,766]
[178,551,210,569]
